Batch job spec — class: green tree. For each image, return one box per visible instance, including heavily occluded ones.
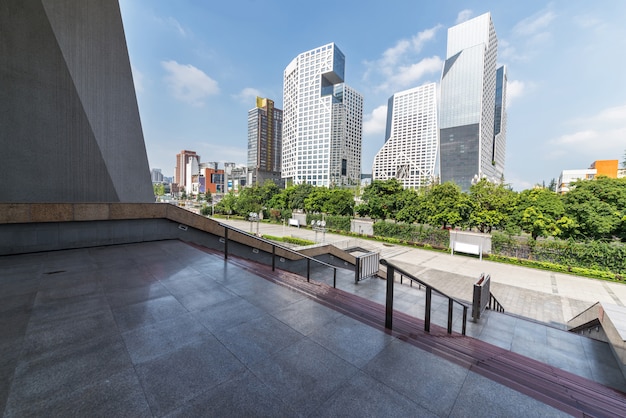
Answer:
[287,183,314,210]
[562,176,626,241]
[356,179,403,221]
[152,183,165,196]
[468,179,517,233]
[422,182,469,229]
[515,188,568,239]
[216,192,237,218]
[324,188,355,216]
[395,189,424,224]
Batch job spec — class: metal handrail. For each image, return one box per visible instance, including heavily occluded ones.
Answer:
[380,259,468,335]
[488,293,505,313]
[218,222,338,287]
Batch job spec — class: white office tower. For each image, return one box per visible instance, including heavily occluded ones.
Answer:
[439,12,507,191]
[282,43,363,187]
[372,83,438,189]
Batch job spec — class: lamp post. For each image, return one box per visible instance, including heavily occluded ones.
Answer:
[311,219,326,243]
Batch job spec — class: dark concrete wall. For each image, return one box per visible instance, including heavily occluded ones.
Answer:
[0,0,153,202]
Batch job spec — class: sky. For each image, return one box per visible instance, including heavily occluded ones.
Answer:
[119,0,626,191]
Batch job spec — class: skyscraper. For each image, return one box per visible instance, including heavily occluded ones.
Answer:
[372,83,439,189]
[247,97,283,186]
[439,12,507,191]
[282,43,363,187]
[175,150,199,190]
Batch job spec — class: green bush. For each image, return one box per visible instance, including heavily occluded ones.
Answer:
[373,221,449,248]
[261,235,315,246]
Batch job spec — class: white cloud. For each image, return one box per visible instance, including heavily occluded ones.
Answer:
[506,79,526,106]
[548,104,626,159]
[233,87,263,105]
[153,15,189,37]
[456,9,473,24]
[513,10,556,37]
[380,56,443,92]
[161,60,219,106]
[363,105,388,136]
[364,26,442,92]
[503,8,557,62]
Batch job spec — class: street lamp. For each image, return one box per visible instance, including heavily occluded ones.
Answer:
[249,212,260,236]
[311,219,326,243]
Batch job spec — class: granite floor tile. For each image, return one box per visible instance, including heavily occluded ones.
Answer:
[111,294,189,332]
[136,337,246,416]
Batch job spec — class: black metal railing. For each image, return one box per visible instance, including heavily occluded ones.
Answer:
[488,293,505,313]
[380,259,468,335]
[219,222,338,287]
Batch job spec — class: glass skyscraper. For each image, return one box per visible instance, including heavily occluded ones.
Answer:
[247,97,283,186]
[439,12,507,191]
[372,83,439,189]
[282,43,363,187]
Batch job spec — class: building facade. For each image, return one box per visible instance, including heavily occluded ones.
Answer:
[175,150,199,190]
[439,13,507,191]
[247,97,283,186]
[0,0,153,202]
[557,160,620,193]
[282,43,363,187]
[372,83,439,189]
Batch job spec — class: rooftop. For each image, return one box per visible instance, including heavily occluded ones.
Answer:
[2,236,625,416]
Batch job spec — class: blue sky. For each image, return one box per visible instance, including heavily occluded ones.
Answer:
[119,0,626,191]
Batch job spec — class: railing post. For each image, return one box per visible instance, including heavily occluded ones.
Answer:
[307,258,310,282]
[272,245,276,271]
[462,307,467,335]
[385,265,394,329]
[447,299,454,334]
[425,287,432,333]
[333,268,337,288]
[354,256,360,284]
[224,227,229,260]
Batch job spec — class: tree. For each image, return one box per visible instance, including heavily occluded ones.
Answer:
[562,176,626,241]
[152,183,165,196]
[357,179,403,221]
[323,188,355,216]
[215,192,237,218]
[421,182,469,229]
[395,189,424,224]
[547,178,557,192]
[468,179,517,233]
[515,188,568,239]
[287,183,314,210]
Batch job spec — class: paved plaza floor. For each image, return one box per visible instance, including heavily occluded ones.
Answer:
[0,239,588,417]
[2,221,625,416]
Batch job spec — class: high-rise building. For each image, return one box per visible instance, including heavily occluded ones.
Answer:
[247,97,283,186]
[151,168,164,183]
[439,12,507,191]
[282,43,363,187]
[175,150,199,189]
[372,83,439,189]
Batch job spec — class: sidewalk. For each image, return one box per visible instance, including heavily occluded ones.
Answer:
[217,218,626,328]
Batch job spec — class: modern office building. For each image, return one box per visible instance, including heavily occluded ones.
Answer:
[175,150,200,190]
[247,97,283,186]
[282,43,363,187]
[439,12,507,191]
[372,83,439,189]
[151,168,164,183]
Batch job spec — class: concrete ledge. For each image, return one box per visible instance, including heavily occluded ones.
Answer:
[73,203,110,221]
[31,203,74,222]
[568,302,626,381]
[0,204,31,223]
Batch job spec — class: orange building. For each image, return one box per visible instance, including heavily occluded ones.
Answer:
[589,160,618,178]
